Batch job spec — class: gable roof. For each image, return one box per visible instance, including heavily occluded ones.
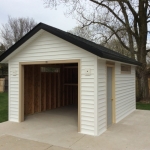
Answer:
[0,23,141,66]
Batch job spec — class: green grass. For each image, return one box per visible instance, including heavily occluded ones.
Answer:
[0,92,8,123]
[136,102,150,110]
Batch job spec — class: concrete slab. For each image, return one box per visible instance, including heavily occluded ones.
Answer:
[0,106,84,148]
[0,135,51,150]
[47,146,71,150]
[70,110,150,150]
[0,108,150,150]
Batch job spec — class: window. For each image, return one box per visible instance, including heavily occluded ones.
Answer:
[121,64,131,74]
[41,67,60,73]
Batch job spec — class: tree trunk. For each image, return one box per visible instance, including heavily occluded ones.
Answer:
[137,67,149,101]
[136,0,149,101]
[141,73,149,99]
[137,43,149,101]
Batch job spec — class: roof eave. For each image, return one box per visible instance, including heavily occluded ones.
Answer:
[102,53,141,66]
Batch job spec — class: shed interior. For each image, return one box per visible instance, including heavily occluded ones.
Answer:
[24,63,78,116]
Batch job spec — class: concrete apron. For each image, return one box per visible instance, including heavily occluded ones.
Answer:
[0,109,150,150]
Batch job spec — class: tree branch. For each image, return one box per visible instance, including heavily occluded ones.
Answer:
[88,21,130,51]
[89,0,126,26]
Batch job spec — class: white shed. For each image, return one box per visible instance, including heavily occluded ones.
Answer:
[0,23,140,136]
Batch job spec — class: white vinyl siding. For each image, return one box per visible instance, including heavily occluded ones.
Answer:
[97,59,107,135]
[8,30,136,136]
[8,31,97,136]
[97,60,136,135]
[115,63,136,123]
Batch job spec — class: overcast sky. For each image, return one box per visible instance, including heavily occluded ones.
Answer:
[0,0,77,31]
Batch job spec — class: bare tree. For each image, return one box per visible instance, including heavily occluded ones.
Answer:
[43,0,150,101]
[0,43,7,78]
[0,44,5,57]
[68,25,101,43]
[1,16,37,49]
[103,38,131,57]
[69,26,93,41]
[70,26,130,56]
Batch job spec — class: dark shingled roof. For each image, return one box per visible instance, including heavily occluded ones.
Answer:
[0,23,141,65]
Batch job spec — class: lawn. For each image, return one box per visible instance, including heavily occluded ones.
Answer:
[136,102,150,110]
[0,92,8,123]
